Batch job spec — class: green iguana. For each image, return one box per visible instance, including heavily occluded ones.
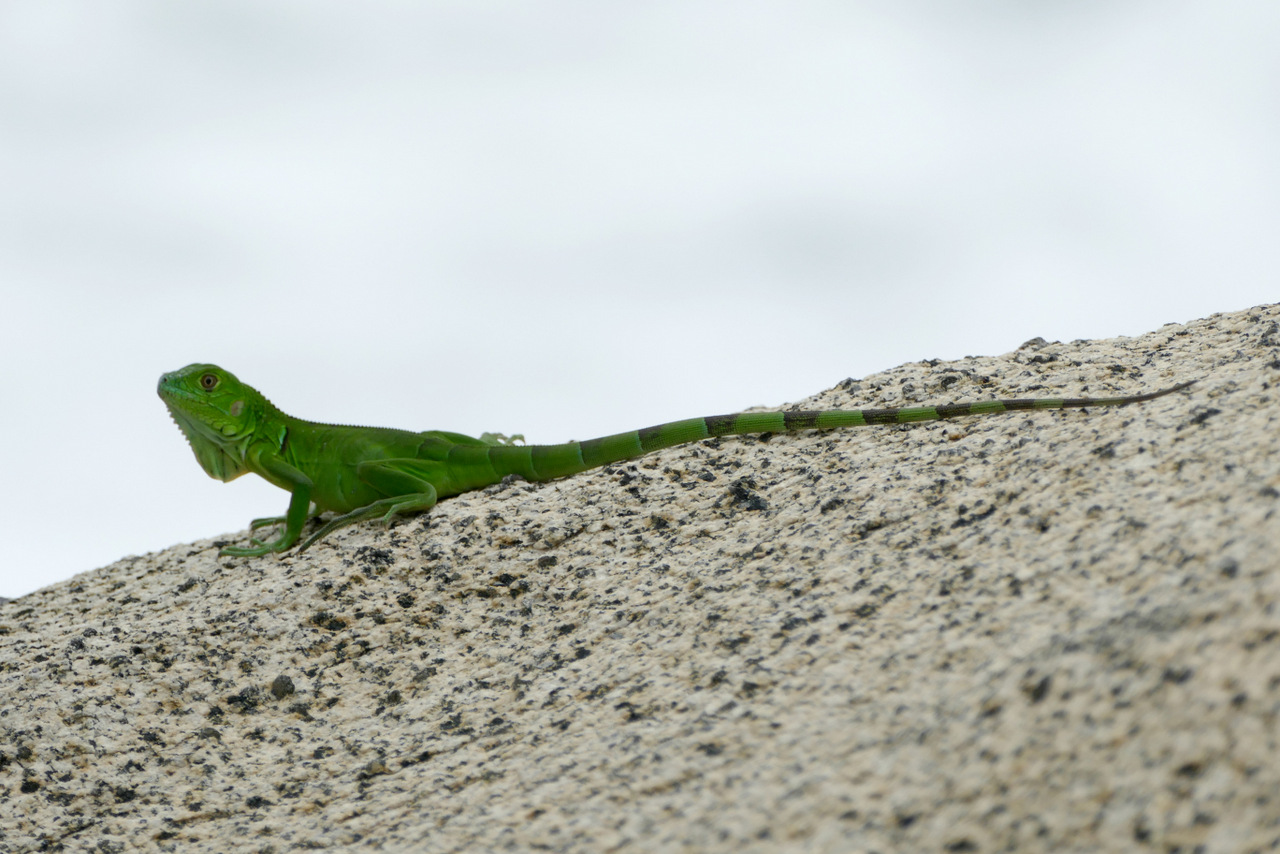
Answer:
[158,363,1193,557]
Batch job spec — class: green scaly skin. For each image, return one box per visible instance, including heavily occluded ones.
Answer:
[158,363,1194,557]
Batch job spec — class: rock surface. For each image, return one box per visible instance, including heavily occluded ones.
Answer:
[2,305,1278,853]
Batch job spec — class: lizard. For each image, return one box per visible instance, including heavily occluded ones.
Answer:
[158,363,1194,557]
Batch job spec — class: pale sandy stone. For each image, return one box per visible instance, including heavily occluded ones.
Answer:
[1,305,1278,853]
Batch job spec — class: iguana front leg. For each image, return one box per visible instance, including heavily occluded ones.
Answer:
[221,448,314,557]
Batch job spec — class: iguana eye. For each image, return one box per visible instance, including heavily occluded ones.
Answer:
[200,373,219,390]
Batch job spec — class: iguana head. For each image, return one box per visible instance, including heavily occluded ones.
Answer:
[158,364,272,482]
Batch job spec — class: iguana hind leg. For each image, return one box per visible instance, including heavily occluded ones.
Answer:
[297,459,442,552]
[479,432,524,446]
[297,490,437,552]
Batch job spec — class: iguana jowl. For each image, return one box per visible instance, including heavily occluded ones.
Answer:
[158,363,1193,557]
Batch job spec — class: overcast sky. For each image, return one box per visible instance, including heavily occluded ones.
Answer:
[2,1,1277,597]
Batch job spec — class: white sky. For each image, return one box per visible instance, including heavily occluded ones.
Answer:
[2,1,1277,597]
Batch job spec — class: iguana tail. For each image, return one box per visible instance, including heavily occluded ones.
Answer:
[483,381,1195,483]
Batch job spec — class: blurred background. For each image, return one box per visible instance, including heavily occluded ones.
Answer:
[2,1,1276,597]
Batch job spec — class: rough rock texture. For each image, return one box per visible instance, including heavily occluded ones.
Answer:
[2,305,1278,853]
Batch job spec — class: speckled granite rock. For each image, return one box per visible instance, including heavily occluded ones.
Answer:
[3,306,1278,853]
